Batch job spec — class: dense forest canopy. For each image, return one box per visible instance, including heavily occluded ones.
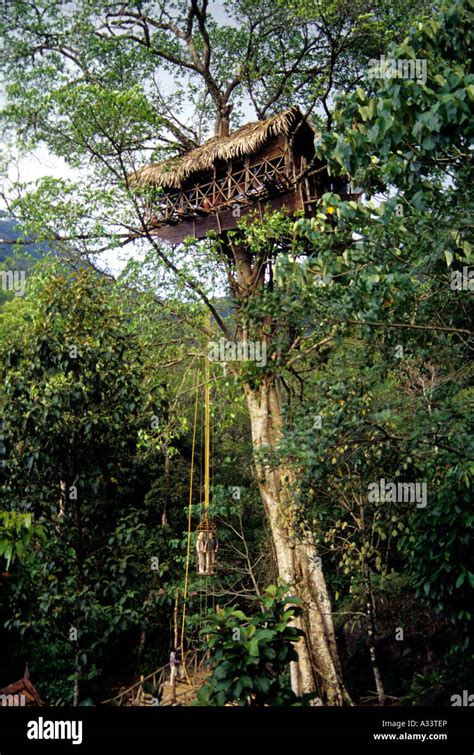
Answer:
[0,0,472,708]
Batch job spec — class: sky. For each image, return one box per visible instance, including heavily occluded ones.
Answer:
[0,1,239,276]
[0,0,235,187]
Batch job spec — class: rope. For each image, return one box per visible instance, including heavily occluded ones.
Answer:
[204,353,210,516]
[179,332,213,688]
[180,368,200,686]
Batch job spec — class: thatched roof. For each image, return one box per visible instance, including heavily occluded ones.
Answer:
[130,106,315,190]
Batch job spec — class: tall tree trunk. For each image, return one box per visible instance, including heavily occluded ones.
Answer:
[223,234,346,704]
[162,442,170,527]
[359,500,385,704]
[244,377,346,704]
[362,563,386,705]
[214,103,232,137]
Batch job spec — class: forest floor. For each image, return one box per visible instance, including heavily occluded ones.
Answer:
[160,669,210,706]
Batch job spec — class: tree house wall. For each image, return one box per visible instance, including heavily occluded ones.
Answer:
[153,192,305,244]
[149,130,323,245]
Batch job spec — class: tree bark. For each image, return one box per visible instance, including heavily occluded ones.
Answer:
[359,499,385,704]
[214,103,232,137]
[363,565,386,705]
[162,442,170,527]
[244,377,346,704]
[222,233,346,704]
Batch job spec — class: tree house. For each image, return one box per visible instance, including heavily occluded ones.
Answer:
[130,106,352,245]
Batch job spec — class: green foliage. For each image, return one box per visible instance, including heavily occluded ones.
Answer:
[400,669,448,706]
[195,585,312,706]
[0,262,175,698]
[0,0,471,705]
[17,633,77,705]
[0,511,46,568]
[400,470,474,648]
[317,0,474,194]
[292,0,474,661]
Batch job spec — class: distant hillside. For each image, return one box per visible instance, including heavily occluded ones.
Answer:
[0,210,51,267]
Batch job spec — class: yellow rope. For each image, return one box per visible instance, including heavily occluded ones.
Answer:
[180,368,200,686]
[180,330,212,688]
[204,352,210,516]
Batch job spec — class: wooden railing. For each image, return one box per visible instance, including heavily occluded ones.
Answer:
[151,154,292,224]
[101,650,205,707]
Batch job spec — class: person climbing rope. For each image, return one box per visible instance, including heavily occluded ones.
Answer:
[196,530,207,574]
[205,531,218,574]
[169,647,184,686]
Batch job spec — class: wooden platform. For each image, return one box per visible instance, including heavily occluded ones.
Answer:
[151,192,305,244]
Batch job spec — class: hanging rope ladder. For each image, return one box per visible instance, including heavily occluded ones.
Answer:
[178,348,217,688]
[194,352,218,576]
